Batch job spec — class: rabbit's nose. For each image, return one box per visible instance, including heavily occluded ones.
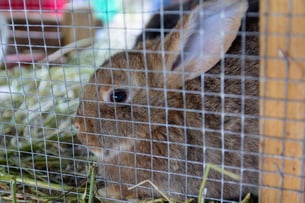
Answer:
[74,120,81,131]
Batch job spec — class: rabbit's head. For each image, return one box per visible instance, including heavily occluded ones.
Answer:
[74,0,249,160]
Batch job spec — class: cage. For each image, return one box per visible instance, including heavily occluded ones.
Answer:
[0,0,304,203]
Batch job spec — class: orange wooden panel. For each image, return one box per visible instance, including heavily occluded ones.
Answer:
[259,0,305,202]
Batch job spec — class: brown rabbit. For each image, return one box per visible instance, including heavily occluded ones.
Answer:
[74,0,259,201]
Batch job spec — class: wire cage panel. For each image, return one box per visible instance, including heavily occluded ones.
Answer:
[0,0,304,203]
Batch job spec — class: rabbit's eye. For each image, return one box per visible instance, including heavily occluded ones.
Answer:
[109,89,128,103]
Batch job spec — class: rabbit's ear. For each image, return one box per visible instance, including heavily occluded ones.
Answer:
[162,0,248,85]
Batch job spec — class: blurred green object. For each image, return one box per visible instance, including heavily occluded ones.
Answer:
[92,0,121,23]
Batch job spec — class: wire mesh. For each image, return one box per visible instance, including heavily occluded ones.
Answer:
[0,0,304,203]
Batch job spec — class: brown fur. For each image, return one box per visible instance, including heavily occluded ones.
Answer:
[74,0,259,201]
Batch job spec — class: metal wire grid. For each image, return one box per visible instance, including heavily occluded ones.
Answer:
[0,0,304,202]
[4,0,257,202]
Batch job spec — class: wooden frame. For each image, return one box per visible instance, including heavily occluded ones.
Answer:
[259,0,305,202]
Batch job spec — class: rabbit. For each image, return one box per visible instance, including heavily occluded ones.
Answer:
[74,0,259,201]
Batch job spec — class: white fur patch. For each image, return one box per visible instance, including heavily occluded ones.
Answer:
[92,141,134,162]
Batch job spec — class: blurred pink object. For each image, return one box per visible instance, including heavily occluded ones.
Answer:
[0,0,66,12]
[4,53,45,68]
